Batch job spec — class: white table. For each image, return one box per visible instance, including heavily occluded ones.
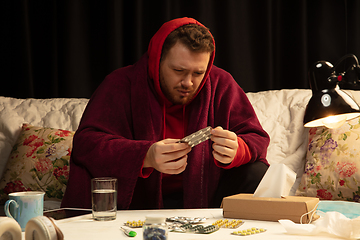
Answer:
[28,208,344,239]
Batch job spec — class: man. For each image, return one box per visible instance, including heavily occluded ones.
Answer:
[61,17,269,210]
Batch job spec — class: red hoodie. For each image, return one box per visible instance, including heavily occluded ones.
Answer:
[61,17,269,210]
[146,17,254,195]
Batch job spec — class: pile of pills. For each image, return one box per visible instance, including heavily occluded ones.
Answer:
[143,214,168,240]
[232,228,266,236]
[124,220,145,228]
[212,219,244,229]
[143,226,167,240]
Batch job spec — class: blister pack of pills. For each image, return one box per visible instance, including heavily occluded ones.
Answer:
[231,227,266,236]
[170,223,219,234]
[212,219,244,229]
[124,220,145,228]
[166,216,206,224]
[178,126,212,147]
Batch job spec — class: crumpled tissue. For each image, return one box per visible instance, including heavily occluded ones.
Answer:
[279,193,360,239]
[253,163,296,198]
[279,211,360,239]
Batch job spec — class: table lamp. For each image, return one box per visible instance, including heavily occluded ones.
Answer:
[304,54,360,128]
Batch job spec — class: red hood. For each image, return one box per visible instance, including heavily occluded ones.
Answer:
[148,17,215,106]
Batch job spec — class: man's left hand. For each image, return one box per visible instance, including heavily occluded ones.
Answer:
[210,126,238,164]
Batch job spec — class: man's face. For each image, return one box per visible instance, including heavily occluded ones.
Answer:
[159,41,211,105]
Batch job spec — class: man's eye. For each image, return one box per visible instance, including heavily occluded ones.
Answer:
[174,69,183,72]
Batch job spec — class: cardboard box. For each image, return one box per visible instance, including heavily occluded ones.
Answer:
[222,193,319,223]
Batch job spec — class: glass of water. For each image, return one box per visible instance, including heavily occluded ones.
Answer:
[91,177,118,221]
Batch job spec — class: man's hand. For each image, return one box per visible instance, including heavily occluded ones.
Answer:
[143,139,191,174]
[211,126,238,164]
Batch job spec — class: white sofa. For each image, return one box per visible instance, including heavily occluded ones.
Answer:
[2,89,358,209]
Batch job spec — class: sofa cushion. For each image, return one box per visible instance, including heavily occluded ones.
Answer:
[0,96,88,181]
[0,123,74,204]
[296,118,360,202]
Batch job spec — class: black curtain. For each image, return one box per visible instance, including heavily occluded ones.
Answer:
[2,0,360,99]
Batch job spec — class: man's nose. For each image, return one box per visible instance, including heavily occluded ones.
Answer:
[182,74,193,87]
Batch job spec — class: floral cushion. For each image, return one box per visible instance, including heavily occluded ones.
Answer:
[296,118,360,202]
[0,123,74,204]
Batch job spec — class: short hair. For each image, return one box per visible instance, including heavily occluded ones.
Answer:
[161,24,214,61]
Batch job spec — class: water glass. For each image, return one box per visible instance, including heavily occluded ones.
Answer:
[91,177,117,221]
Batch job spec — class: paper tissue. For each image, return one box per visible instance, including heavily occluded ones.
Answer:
[279,201,360,239]
[222,164,320,223]
[253,163,296,198]
[279,212,360,239]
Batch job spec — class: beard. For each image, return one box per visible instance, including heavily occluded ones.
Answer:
[161,82,196,105]
[168,87,195,105]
